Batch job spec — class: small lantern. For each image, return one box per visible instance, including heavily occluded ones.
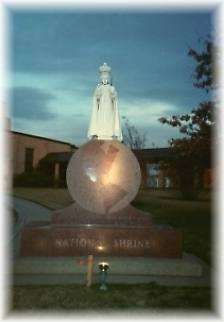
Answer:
[98,262,110,291]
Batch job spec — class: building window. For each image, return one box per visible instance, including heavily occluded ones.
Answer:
[165,177,171,188]
[25,148,34,172]
[146,163,160,188]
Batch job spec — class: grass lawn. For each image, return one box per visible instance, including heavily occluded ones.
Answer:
[12,187,212,311]
[133,190,211,265]
[12,283,211,311]
[13,187,73,210]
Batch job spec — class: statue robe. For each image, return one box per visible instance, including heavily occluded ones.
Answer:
[87,84,123,141]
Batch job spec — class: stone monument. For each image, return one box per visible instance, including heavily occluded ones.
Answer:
[20,63,182,258]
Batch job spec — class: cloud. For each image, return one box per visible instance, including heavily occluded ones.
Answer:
[134,123,184,148]
[119,98,181,126]
[119,98,185,147]
[10,86,56,120]
[11,96,184,148]
[12,113,89,146]
[9,11,212,148]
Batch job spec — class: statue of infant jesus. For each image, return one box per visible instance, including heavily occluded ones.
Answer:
[87,63,123,142]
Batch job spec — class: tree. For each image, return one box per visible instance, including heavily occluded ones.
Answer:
[159,38,214,199]
[122,117,146,149]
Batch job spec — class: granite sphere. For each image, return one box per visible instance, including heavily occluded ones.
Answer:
[66,139,141,214]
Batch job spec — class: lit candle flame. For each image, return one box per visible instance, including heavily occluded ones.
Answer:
[97,245,105,251]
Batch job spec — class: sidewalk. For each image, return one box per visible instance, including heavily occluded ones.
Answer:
[12,197,51,258]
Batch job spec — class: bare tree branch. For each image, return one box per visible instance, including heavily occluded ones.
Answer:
[122,117,146,149]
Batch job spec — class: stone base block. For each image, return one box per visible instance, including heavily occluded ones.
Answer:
[20,224,182,258]
[13,253,211,286]
[14,253,203,277]
[20,204,182,258]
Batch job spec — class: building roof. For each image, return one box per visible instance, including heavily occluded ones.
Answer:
[41,151,73,163]
[133,148,171,160]
[11,130,77,149]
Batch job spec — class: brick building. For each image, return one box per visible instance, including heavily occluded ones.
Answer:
[11,130,211,189]
[133,148,173,188]
[38,146,176,189]
[11,131,76,178]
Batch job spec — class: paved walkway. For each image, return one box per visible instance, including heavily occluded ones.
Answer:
[12,197,51,258]
[13,197,51,223]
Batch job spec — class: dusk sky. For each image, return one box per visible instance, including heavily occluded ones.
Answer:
[9,9,213,147]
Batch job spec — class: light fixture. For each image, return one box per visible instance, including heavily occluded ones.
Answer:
[98,262,110,291]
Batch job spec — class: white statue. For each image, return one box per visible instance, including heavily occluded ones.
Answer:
[87,63,123,141]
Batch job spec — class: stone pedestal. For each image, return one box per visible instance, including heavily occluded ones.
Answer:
[20,203,182,258]
[13,254,209,286]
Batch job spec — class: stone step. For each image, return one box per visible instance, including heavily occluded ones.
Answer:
[12,273,211,287]
[13,253,204,277]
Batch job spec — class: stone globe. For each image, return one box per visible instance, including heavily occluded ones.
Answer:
[66,139,141,214]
